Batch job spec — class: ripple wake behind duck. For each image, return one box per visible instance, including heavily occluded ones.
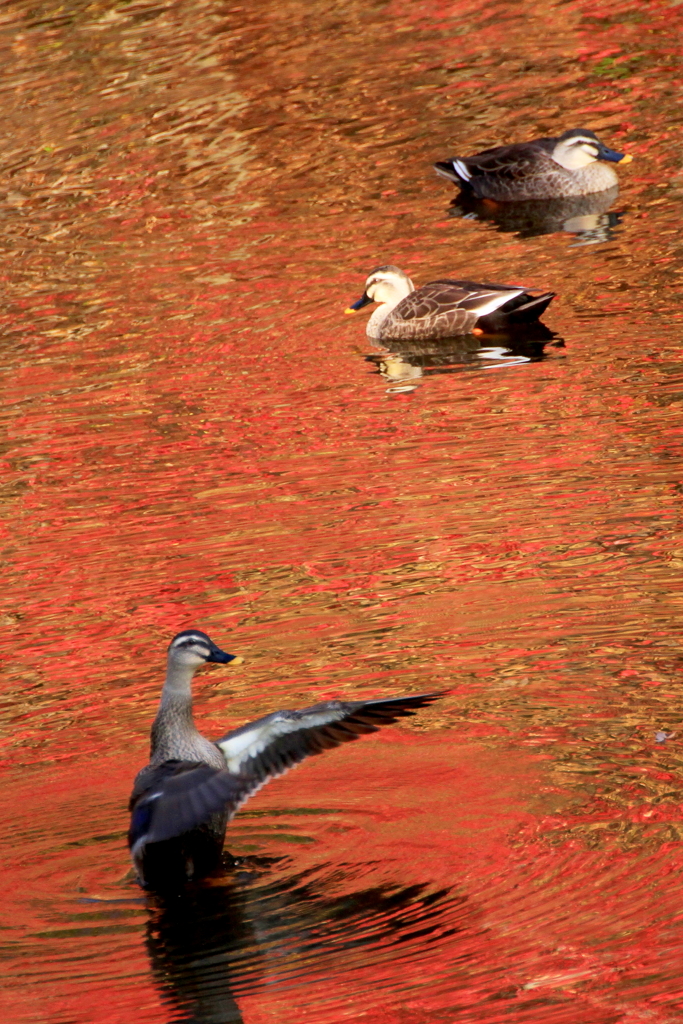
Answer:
[346,266,555,343]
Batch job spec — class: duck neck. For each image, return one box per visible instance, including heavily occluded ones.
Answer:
[151,660,201,754]
[367,278,414,339]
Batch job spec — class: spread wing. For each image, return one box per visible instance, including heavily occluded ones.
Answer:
[216,692,445,780]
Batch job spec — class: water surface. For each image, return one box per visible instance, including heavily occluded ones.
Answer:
[2,0,683,1021]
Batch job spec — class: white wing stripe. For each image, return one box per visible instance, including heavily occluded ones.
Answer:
[451,159,471,181]
[473,289,524,316]
[217,708,348,772]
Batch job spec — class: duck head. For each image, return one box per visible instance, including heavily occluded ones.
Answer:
[552,129,632,170]
[346,265,415,313]
[167,629,237,668]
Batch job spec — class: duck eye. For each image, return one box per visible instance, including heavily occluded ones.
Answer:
[178,638,207,653]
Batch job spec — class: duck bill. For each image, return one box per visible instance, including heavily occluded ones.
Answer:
[597,143,632,164]
[345,293,373,314]
[207,645,238,664]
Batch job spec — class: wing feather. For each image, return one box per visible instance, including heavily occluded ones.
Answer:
[128,760,256,848]
[389,282,524,328]
[394,283,471,321]
[462,139,556,181]
[216,692,445,780]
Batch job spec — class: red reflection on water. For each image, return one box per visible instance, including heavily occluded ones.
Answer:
[1,0,683,1020]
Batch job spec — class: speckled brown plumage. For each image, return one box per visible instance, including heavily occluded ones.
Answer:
[435,130,628,200]
[379,282,495,340]
[374,280,554,343]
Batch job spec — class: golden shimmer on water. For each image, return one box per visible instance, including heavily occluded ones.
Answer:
[1,0,683,1021]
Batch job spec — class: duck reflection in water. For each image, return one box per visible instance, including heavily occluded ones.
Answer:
[366,324,564,392]
[145,858,460,1024]
[448,187,623,243]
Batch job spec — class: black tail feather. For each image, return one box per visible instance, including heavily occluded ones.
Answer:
[506,291,556,322]
[477,291,556,331]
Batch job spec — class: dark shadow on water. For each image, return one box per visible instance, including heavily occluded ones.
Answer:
[365,327,565,391]
[448,186,623,243]
[145,856,463,1023]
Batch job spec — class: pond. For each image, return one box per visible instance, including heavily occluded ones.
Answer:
[2,0,683,1021]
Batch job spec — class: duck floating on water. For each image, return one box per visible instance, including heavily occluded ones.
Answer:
[129,630,444,888]
[346,266,555,343]
[435,129,632,201]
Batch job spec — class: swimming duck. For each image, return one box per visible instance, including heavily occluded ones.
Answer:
[346,266,555,342]
[435,129,632,201]
[129,630,444,888]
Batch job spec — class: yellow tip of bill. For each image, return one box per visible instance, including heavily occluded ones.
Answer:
[344,307,358,315]
[619,154,633,164]
[229,656,245,666]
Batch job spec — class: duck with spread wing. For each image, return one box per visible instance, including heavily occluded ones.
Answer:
[129,630,444,888]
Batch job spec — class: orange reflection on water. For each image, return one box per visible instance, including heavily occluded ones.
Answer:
[1,0,683,1021]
